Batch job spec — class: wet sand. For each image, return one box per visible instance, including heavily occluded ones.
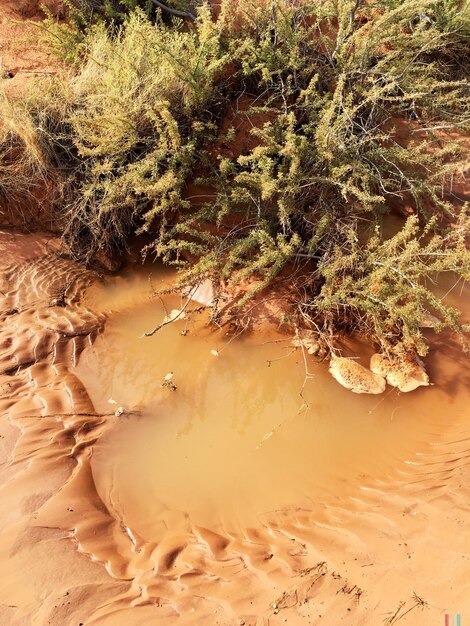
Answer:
[0,230,469,625]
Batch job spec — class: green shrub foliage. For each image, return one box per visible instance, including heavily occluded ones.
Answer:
[1,0,469,358]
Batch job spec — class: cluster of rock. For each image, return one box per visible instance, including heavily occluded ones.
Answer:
[329,354,430,395]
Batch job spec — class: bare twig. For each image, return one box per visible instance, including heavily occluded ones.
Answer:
[150,0,197,21]
[143,293,205,337]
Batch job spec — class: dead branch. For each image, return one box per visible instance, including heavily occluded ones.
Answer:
[150,0,197,21]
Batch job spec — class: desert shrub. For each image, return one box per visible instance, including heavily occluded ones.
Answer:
[151,4,468,282]
[160,0,469,357]
[311,211,470,357]
[1,0,468,359]
[0,84,73,212]
[4,6,228,260]
[38,1,198,65]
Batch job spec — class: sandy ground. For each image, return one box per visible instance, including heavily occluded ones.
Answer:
[0,228,468,626]
[0,3,469,624]
[0,0,62,96]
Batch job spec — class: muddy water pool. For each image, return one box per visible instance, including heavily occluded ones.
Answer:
[75,264,469,537]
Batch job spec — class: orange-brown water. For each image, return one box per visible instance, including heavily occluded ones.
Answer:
[77,265,469,535]
[1,236,469,625]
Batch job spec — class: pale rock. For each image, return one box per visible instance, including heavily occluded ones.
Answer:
[163,309,186,324]
[329,356,386,394]
[185,279,214,306]
[292,332,322,356]
[370,354,430,393]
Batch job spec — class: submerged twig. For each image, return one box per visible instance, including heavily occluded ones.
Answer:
[143,295,205,337]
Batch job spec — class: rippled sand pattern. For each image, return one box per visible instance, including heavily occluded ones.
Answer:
[0,233,469,626]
